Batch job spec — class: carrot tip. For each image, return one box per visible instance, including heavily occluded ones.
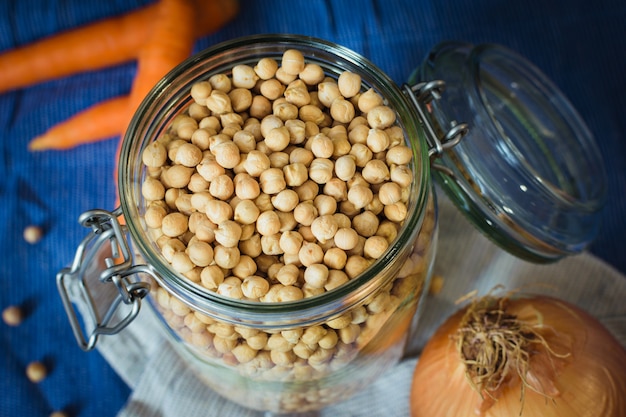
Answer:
[28,136,51,151]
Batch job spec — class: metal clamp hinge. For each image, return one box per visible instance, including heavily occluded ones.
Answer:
[57,207,155,351]
[403,80,469,175]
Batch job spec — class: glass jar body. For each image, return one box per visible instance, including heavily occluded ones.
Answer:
[146,195,436,413]
[119,35,436,413]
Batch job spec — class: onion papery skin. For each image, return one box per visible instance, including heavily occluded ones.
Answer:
[410,295,626,417]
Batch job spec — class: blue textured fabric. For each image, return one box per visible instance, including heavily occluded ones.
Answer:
[1,1,625,416]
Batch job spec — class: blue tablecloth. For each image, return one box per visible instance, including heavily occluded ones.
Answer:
[1,1,624,416]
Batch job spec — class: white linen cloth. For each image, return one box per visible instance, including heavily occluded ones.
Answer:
[90,194,626,416]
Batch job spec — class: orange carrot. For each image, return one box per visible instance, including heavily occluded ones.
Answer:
[28,96,129,151]
[0,0,239,94]
[126,0,197,121]
[0,5,157,94]
[26,0,239,153]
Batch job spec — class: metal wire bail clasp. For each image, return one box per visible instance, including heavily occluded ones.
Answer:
[403,80,469,173]
[57,207,154,351]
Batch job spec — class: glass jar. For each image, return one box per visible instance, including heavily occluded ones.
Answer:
[57,35,605,415]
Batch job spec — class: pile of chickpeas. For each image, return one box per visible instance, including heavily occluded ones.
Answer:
[139,48,435,411]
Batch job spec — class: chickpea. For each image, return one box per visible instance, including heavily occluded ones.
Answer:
[250,94,272,119]
[254,57,279,80]
[217,276,244,299]
[190,192,212,213]
[256,210,281,236]
[213,245,241,270]
[244,150,271,177]
[190,80,212,105]
[173,115,198,140]
[188,173,209,193]
[284,79,311,107]
[271,189,299,212]
[254,193,273,212]
[284,119,306,144]
[384,202,408,222]
[261,115,285,138]
[214,220,243,248]
[352,210,379,237]
[232,342,258,364]
[299,104,325,125]
[205,199,233,224]
[234,173,261,200]
[313,194,337,216]
[208,174,234,201]
[241,276,270,299]
[197,157,226,182]
[162,165,194,189]
[232,64,259,89]
[334,155,356,182]
[317,81,341,108]
[366,128,390,153]
[2,305,23,327]
[361,159,390,184]
[229,88,253,113]
[233,199,260,225]
[261,233,283,255]
[364,235,389,259]
[377,182,402,206]
[349,143,373,167]
[212,141,241,169]
[269,151,289,169]
[390,164,413,188]
[333,227,359,251]
[308,158,334,184]
[344,255,370,279]
[325,269,349,291]
[141,177,165,201]
[239,233,262,257]
[310,214,338,244]
[330,97,355,124]
[298,241,324,267]
[161,213,188,237]
[172,142,201,167]
[200,265,224,289]
[259,168,286,194]
[335,71,361,98]
[281,49,305,76]
[279,230,304,255]
[366,105,396,129]
[323,178,348,202]
[385,144,412,165]
[308,133,334,159]
[297,63,324,85]
[260,78,285,100]
[171,251,195,274]
[283,162,308,187]
[293,201,318,226]
[273,100,299,121]
[26,361,47,383]
[357,88,384,113]
[295,179,319,202]
[265,126,291,152]
[347,184,374,210]
[304,264,329,288]
[274,263,299,286]
[186,240,214,267]
[144,205,166,229]
[142,141,168,167]
[205,90,233,115]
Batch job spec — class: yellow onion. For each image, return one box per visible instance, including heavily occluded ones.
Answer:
[410,293,626,417]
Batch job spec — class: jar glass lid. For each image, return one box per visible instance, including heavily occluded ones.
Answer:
[412,42,607,262]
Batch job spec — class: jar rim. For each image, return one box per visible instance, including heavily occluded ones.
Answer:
[118,34,431,326]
